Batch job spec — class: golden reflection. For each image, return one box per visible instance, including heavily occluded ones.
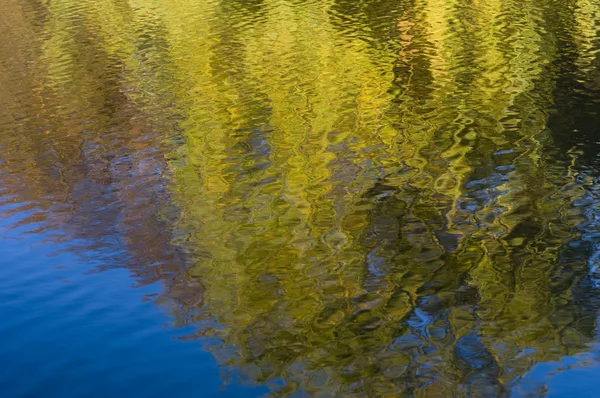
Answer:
[2,0,600,394]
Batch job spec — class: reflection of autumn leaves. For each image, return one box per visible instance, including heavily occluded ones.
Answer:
[160,0,600,394]
[0,0,184,285]
[2,0,600,395]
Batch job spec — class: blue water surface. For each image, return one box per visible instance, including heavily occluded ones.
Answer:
[0,206,269,398]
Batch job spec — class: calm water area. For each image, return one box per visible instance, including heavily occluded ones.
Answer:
[4,0,600,396]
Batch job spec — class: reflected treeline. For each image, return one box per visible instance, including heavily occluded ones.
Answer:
[4,0,600,394]
[0,0,186,286]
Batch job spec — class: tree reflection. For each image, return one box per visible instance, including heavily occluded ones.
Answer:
[4,0,600,395]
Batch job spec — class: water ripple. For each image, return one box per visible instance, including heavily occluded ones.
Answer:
[5,0,600,395]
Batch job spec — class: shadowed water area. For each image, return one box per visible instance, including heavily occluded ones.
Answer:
[5,0,600,396]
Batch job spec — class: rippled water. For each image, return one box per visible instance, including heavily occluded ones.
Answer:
[5,0,600,396]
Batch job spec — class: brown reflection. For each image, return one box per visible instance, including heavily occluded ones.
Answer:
[0,0,186,286]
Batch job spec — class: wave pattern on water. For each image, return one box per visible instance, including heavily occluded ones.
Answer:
[4,0,600,395]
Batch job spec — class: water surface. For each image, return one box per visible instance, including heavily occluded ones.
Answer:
[4,0,600,395]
